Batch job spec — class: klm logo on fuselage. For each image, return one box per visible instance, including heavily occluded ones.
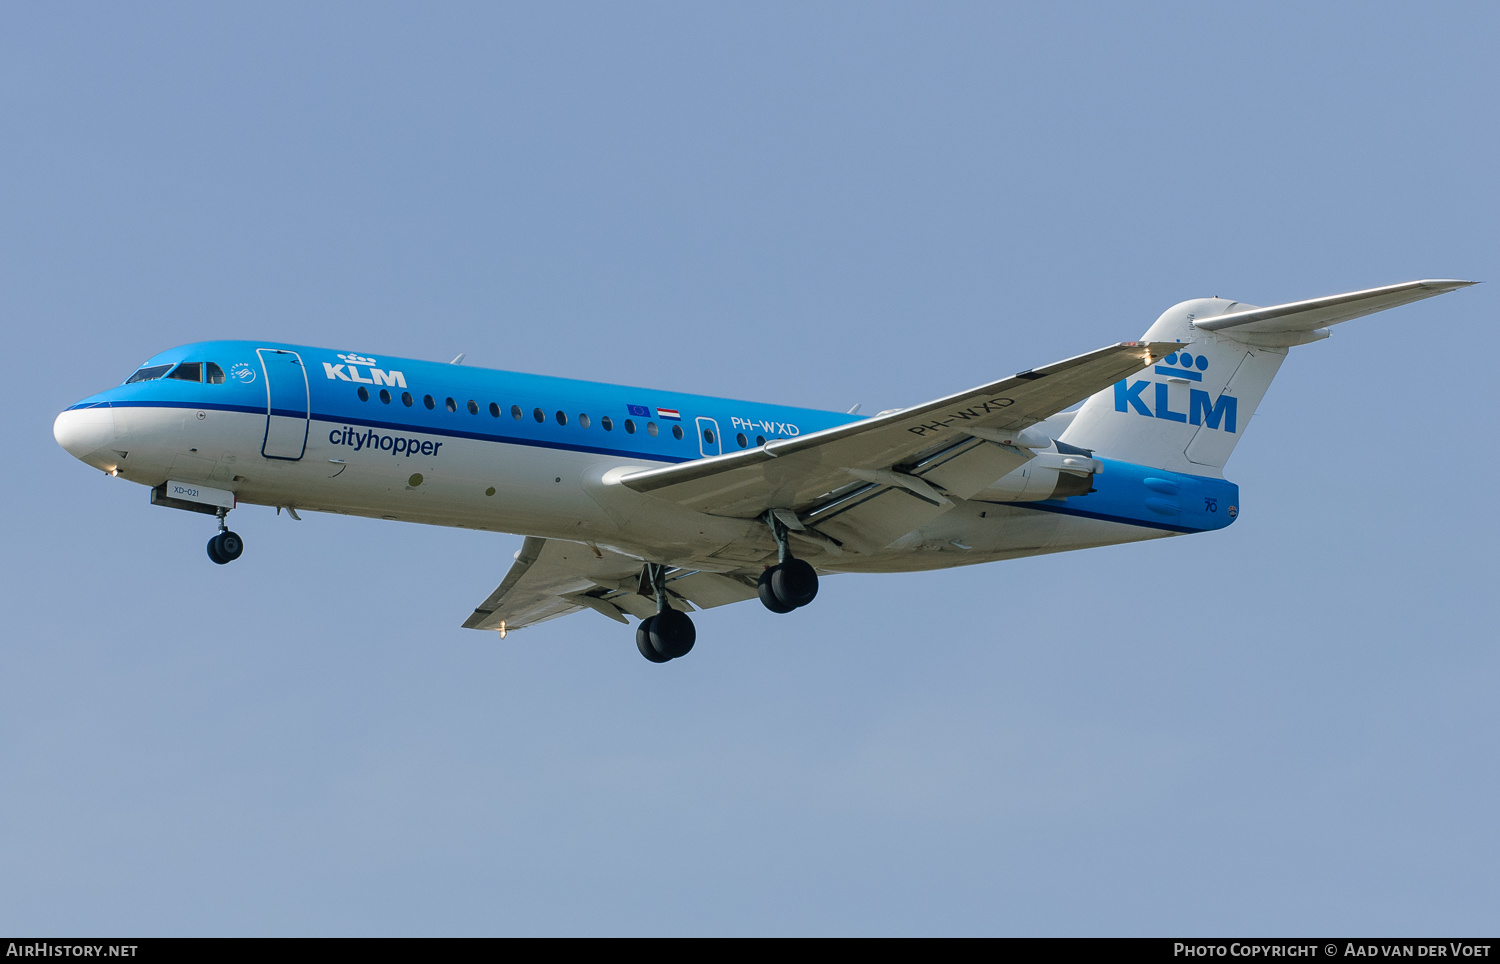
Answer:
[1114,350,1236,433]
[322,352,407,389]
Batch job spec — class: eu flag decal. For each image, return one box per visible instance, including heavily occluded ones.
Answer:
[627,404,650,417]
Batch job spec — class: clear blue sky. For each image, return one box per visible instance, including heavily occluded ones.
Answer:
[2,2,1495,935]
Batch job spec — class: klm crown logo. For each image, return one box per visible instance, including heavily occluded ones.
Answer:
[1159,351,1209,377]
[324,351,406,389]
[1113,348,1236,432]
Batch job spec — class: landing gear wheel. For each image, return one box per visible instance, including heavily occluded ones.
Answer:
[636,617,670,663]
[217,531,244,562]
[758,568,796,613]
[772,558,818,608]
[648,608,696,660]
[208,531,244,564]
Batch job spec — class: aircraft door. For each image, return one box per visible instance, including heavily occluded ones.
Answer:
[696,416,721,458]
[257,348,310,460]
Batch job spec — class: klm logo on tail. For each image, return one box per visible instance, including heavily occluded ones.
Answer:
[1114,351,1237,432]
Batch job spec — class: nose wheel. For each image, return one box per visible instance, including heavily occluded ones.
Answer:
[206,507,245,565]
[207,531,244,564]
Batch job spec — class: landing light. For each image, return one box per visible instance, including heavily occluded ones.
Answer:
[497,621,507,639]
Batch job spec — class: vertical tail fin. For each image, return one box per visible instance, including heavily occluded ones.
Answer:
[1060,281,1476,475]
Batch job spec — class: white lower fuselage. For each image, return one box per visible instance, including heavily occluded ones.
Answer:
[63,402,1179,577]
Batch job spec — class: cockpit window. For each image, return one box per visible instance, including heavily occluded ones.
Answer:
[167,362,202,382]
[125,365,172,384]
[206,363,225,384]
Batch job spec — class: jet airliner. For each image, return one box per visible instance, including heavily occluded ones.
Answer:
[54,280,1474,662]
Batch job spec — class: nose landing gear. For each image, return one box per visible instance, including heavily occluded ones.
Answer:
[635,564,696,662]
[206,507,244,565]
[758,510,819,613]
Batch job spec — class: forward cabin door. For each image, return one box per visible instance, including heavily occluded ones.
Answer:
[257,348,310,460]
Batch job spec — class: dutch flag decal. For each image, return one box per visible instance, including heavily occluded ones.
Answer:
[656,408,681,421]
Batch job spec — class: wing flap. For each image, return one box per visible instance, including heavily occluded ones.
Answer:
[913,437,1033,500]
[1195,279,1476,335]
[667,571,760,608]
[808,485,954,554]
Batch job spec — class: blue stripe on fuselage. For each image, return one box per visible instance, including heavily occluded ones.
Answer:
[86,398,698,463]
[79,339,857,464]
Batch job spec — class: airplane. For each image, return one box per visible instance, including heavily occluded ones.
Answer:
[54,280,1474,663]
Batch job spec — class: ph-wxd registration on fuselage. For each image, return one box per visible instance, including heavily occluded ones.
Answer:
[55,280,1474,663]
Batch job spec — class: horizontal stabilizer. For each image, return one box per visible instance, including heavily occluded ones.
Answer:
[1060,277,1476,474]
[1195,279,1476,335]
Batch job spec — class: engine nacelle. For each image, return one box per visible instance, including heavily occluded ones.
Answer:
[975,452,1102,502]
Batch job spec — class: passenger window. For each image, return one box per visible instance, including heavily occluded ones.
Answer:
[402,392,413,407]
[647,421,659,437]
[125,364,172,384]
[489,402,500,417]
[206,363,225,384]
[736,432,748,448]
[601,416,613,431]
[672,425,684,440]
[467,400,479,415]
[624,419,636,434]
[756,435,766,446]
[424,395,436,410]
[358,387,370,401]
[555,411,567,426]
[533,408,545,423]
[445,397,457,413]
[511,405,522,420]
[167,362,202,382]
[578,414,591,429]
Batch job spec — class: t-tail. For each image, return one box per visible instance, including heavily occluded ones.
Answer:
[1059,280,1477,476]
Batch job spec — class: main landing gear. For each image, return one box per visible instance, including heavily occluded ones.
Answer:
[206,507,244,565]
[632,514,819,663]
[636,563,696,663]
[757,510,818,614]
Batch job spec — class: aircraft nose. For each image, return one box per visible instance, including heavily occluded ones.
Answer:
[54,404,120,466]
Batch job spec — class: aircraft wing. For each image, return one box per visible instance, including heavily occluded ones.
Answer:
[463,536,760,633]
[619,341,1175,552]
[1195,279,1477,335]
[468,341,1173,630]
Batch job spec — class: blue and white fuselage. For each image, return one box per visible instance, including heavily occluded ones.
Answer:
[56,341,1229,561]
[53,280,1474,659]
